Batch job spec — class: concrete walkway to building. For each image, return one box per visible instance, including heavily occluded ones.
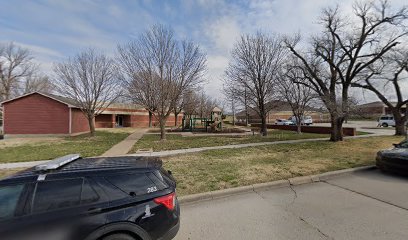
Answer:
[101,128,148,157]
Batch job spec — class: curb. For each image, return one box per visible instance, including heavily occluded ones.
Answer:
[0,160,50,170]
[178,165,376,205]
[179,180,289,205]
[317,165,376,181]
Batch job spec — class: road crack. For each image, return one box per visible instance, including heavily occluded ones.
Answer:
[253,188,267,200]
[299,216,332,239]
[288,184,298,207]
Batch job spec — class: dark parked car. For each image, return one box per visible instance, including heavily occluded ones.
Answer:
[0,154,180,240]
[376,139,408,175]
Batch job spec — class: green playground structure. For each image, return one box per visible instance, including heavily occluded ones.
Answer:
[182,107,223,132]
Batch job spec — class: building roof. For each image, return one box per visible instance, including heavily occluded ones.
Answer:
[0,92,80,107]
[42,92,81,107]
[358,101,399,108]
[0,92,144,111]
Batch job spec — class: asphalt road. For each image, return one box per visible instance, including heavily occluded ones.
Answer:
[175,169,408,240]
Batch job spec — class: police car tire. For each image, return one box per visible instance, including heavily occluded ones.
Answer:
[103,233,136,240]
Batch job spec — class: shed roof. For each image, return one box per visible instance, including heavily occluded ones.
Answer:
[0,92,144,110]
[0,92,79,107]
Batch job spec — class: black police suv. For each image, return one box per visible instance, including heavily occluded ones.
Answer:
[0,154,180,240]
[376,139,408,176]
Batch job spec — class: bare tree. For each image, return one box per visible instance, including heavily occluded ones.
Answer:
[0,42,36,101]
[182,90,200,116]
[173,98,183,127]
[353,48,408,135]
[285,0,408,141]
[229,96,236,126]
[118,25,206,140]
[172,89,201,127]
[54,49,121,136]
[278,59,316,133]
[21,74,54,95]
[223,89,241,126]
[224,32,287,136]
[123,70,158,128]
[197,91,217,118]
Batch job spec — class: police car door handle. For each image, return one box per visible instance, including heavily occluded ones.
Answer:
[87,207,102,214]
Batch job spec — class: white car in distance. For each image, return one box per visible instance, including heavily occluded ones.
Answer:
[288,116,313,126]
[275,119,293,125]
[378,115,396,127]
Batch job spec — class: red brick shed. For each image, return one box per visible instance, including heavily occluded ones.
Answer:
[1,92,89,136]
[1,92,183,137]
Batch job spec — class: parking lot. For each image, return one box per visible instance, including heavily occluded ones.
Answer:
[176,169,408,240]
[314,121,396,136]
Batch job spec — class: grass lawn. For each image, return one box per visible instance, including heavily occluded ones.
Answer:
[0,131,130,163]
[131,130,329,152]
[162,136,404,196]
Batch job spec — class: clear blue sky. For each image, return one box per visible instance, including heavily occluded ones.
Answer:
[0,0,406,102]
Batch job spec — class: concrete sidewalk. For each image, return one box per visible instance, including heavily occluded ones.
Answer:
[127,133,386,157]
[101,128,148,157]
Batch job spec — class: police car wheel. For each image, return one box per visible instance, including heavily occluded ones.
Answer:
[103,233,136,240]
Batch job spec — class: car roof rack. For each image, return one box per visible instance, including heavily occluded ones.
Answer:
[34,154,81,172]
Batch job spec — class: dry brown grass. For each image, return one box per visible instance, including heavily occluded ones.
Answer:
[0,137,64,149]
[0,131,130,163]
[163,136,404,196]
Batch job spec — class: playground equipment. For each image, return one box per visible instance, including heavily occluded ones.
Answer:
[182,107,223,132]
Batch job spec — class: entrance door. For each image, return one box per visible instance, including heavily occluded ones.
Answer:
[115,115,123,127]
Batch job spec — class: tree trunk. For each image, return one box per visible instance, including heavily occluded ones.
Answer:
[87,115,96,136]
[159,117,167,140]
[4,86,11,101]
[394,114,407,136]
[330,114,344,141]
[295,115,302,134]
[245,113,249,126]
[297,123,302,134]
[148,111,153,128]
[260,114,268,136]
[174,113,179,127]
